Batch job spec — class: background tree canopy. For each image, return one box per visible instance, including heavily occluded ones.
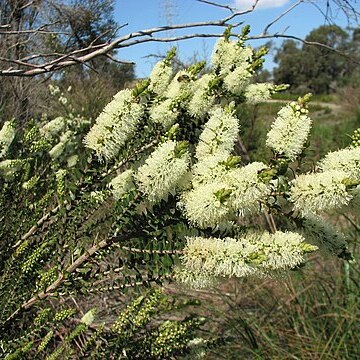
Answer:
[273,25,358,94]
[0,0,134,122]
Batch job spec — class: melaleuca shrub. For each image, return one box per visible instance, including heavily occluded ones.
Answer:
[0,26,358,358]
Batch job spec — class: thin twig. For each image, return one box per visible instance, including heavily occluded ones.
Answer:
[263,0,304,35]
[197,0,236,12]
[12,205,60,248]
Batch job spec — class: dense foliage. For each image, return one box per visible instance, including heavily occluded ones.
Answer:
[274,25,360,94]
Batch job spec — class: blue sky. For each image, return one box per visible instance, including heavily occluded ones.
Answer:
[114,0,354,78]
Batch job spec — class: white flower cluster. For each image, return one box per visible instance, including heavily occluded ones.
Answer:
[84,89,143,160]
[211,38,253,76]
[266,101,312,161]
[318,146,360,181]
[191,152,230,187]
[245,83,274,105]
[40,117,66,138]
[226,161,272,216]
[174,266,216,289]
[179,232,316,287]
[182,236,258,278]
[223,64,252,95]
[49,131,72,159]
[166,70,193,100]
[0,121,16,158]
[136,140,190,203]
[212,38,253,95]
[67,154,78,168]
[180,181,233,229]
[148,59,173,96]
[181,104,270,228]
[195,107,239,160]
[109,169,135,200]
[290,170,352,215]
[302,215,350,258]
[89,190,107,204]
[0,159,24,178]
[149,98,179,129]
[188,74,216,118]
[181,160,271,228]
[259,231,317,271]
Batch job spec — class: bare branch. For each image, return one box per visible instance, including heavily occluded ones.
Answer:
[197,0,236,12]
[0,21,67,35]
[263,0,304,35]
[105,54,135,65]
[0,10,248,76]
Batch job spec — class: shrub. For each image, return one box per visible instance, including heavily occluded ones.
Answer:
[0,27,358,358]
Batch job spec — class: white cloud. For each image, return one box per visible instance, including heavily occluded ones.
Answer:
[234,0,290,11]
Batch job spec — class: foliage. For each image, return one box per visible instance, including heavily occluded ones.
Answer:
[0,27,359,358]
[273,25,357,94]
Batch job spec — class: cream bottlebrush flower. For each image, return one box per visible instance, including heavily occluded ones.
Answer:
[0,159,24,178]
[244,83,274,105]
[180,181,233,229]
[266,103,312,161]
[89,190,107,204]
[166,70,193,99]
[180,232,316,282]
[49,131,72,159]
[188,74,216,118]
[195,107,239,160]
[174,266,217,289]
[191,152,231,187]
[318,147,360,181]
[84,89,143,160]
[226,162,272,216]
[148,59,173,96]
[302,215,350,259]
[181,236,258,278]
[40,117,66,138]
[149,98,179,129]
[67,154,78,168]
[259,231,317,271]
[136,140,190,203]
[290,170,352,216]
[211,38,253,75]
[108,169,135,200]
[223,64,252,95]
[0,121,16,158]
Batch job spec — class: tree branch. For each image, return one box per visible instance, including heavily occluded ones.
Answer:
[0,3,255,77]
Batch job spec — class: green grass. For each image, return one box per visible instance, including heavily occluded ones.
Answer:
[205,256,360,359]
[272,92,337,103]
